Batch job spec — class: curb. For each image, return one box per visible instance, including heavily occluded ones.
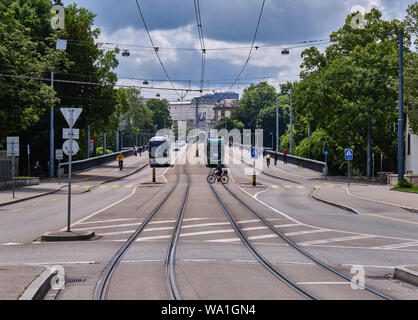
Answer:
[343,186,418,214]
[311,187,360,214]
[41,230,95,242]
[0,161,149,208]
[393,266,418,287]
[19,267,57,300]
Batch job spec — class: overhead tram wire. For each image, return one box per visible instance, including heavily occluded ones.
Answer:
[194,0,206,93]
[134,0,182,99]
[228,0,266,91]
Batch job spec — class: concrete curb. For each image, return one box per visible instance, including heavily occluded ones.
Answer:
[19,267,57,300]
[393,266,418,287]
[41,230,95,242]
[311,187,360,214]
[343,186,418,214]
[0,161,149,208]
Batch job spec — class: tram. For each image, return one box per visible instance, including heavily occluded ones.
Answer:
[149,136,171,167]
[206,138,225,167]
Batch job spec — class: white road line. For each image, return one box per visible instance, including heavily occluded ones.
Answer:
[298,235,376,246]
[78,218,138,225]
[2,242,22,246]
[25,261,96,265]
[371,241,418,250]
[243,187,418,244]
[73,222,142,231]
[296,282,350,285]
[61,187,138,230]
[284,229,330,236]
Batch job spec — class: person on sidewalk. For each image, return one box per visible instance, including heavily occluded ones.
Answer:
[139,146,142,157]
[283,149,288,165]
[133,145,138,157]
[274,153,278,166]
[33,161,42,177]
[116,153,125,171]
[266,154,271,168]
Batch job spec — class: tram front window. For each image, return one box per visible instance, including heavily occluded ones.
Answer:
[150,141,168,158]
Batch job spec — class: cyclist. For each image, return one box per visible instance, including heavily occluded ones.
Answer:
[215,163,225,180]
[266,154,271,168]
[116,153,125,171]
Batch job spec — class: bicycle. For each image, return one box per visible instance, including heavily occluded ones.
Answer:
[207,169,229,184]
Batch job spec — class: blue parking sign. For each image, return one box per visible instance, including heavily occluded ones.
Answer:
[251,148,258,159]
[345,149,353,160]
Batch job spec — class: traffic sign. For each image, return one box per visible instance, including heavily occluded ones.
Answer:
[345,149,353,160]
[7,136,19,156]
[63,128,79,139]
[251,148,259,159]
[63,140,79,156]
[55,149,63,160]
[324,150,328,156]
[60,108,82,128]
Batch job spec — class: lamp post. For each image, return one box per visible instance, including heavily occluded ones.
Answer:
[397,29,405,181]
[276,93,279,152]
[289,89,293,155]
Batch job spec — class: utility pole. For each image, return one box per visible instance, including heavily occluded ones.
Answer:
[86,124,90,159]
[367,117,371,177]
[397,29,405,182]
[276,93,279,152]
[195,97,199,157]
[103,133,106,155]
[49,71,54,178]
[290,91,293,154]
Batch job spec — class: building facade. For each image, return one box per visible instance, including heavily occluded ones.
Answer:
[213,99,240,126]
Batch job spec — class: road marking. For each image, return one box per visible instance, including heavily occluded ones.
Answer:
[125,185,134,188]
[73,222,142,231]
[72,185,79,188]
[284,186,292,189]
[2,242,22,246]
[366,214,418,225]
[98,185,107,189]
[271,185,279,188]
[32,202,44,207]
[10,208,24,213]
[78,218,138,225]
[25,261,96,266]
[48,196,66,202]
[297,186,306,189]
[61,187,139,230]
[326,185,335,188]
[314,186,322,189]
[298,235,376,246]
[371,241,418,250]
[111,185,120,188]
[297,282,350,285]
[82,185,90,189]
[284,229,330,236]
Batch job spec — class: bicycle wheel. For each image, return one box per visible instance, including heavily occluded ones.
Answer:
[207,175,216,184]
[220,175,229,184]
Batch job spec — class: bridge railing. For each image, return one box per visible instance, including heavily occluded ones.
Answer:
[233,144,327,174]
[58,148,135,176]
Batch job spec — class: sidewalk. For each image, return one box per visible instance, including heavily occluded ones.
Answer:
[0,152,149,206]
[0,264,45,299]
[314,184,418,214]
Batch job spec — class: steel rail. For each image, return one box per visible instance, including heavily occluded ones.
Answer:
[209,182,316,300]
[165,163,190,300]
[94,165,180,300]
[222,184,394,300]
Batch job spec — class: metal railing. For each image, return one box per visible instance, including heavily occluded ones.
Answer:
[235,144,327,174]
[58,149,135,177]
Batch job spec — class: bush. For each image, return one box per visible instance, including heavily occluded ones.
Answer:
[96,147,113,156]
[396,178,413,188]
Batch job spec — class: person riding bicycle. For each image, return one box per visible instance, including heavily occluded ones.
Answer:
[215,163,225,179]
[116,153,125,170]
[266,154,271,168]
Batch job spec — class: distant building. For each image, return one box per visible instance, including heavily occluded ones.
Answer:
[213,99,240,126]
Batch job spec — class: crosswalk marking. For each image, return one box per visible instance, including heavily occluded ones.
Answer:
[271,185,279,188]
[284,186,292,189]
[98,185,107,189]
[125,185,134,188]
[112,185,120,188]
[82,185,90,189]
[297,186,305,189]
[298,235,376,246]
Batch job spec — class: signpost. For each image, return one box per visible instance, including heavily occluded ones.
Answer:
[56,149,63,184]
[7,137,19,198]
[251,146,258,186]
[324,150,328,180]
[61,108,82,232]
[345,149,353,187]
[27,144,30,178]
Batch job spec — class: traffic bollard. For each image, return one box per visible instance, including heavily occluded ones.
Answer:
[252,169,256,186]
[152,167,156,183]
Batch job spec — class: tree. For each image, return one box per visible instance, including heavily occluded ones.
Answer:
[216,118,244,132]
[0,0,69,145]
[231,82,276,130]
[147,98,172,130]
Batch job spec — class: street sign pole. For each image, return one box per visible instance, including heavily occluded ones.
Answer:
[372,153,375,185]
[12,142,15,198]
[325,154,328,181]
[67,111,73,232]
[348,160,350,187]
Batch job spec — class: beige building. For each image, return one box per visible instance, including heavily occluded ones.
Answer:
[213,99,240,126]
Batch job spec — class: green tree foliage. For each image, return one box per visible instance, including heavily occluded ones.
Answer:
[232,82,276,130]
[147,98,172,130]
[293,8,408,174]
[216,117,244,131]
[0,0,69,145]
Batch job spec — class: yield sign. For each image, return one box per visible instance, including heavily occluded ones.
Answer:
[60,108,82,127]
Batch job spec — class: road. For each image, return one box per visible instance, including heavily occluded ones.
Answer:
[0,144,417,300]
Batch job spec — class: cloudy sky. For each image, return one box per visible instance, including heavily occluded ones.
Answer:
[61,0,413,101]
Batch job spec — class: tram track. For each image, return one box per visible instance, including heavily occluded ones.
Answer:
[94,154,191,300]
[210,176,394,300]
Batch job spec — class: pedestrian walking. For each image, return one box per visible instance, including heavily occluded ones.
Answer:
[33,161,42,177]
[133,145,138,157]
[283,149,288,165]
[139,146,142,157]
[274,153,278,166]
